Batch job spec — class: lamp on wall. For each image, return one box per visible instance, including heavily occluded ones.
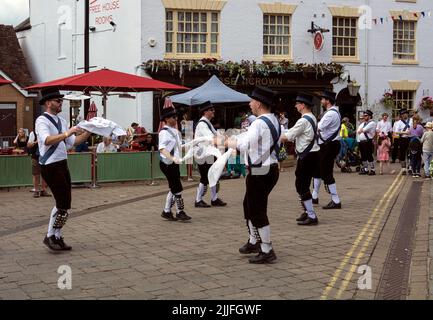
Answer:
[347,75,361,97]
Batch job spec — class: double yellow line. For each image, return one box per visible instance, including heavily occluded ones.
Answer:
[320,172,405,300]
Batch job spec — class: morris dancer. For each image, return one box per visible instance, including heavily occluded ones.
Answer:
[228,86,280,264]
[159,107,191,222]
[36,88,91,251]
[281,93,320,226]
[194,101,227,208]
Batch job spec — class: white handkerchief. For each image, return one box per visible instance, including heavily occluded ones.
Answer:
[78,117,126,137]
[208,148,234,188]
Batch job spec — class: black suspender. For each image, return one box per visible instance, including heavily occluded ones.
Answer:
[160,127,181,156]
[318,108,341,144]
[248,116,281,168]
[39,114,63,165]
[198,119,216,135]
[297,115,318,160]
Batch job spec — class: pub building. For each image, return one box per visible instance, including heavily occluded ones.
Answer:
[14,0,433,133]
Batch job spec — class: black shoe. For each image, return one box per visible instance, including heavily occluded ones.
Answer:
[402,170,407,176]
[296,212,308,222]
[161,211,177,221]
[195,200,211,208]
[55,237,72,251]
[368,170,376,176]
[43,235,62,251]
[312,198,319,205]
[297,217,319,226]
[176,211,192,221]
[323,201,342,210]
[359,170,369,175]
[249,250,277,264]
[211,198,227,207]
[239,241,260,254]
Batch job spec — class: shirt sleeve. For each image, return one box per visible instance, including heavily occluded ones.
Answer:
[28,132,36,144]
[35,118,51,146]
[158,131,170,151]
[284,118,307,142]
[237,122,260,153]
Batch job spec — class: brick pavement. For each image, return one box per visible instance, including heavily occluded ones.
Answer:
[0,162,429,300]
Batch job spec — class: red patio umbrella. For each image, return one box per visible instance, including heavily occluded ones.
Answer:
[0,79,12,86]
[25,68,188,118]
[86,101,98,121]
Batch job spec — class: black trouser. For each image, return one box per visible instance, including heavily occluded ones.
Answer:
[392,138,399,162]
[243,164,279,228]
[296,152,319,200]
[318,140,341,185]
[198,163,212,185]
[159,161,183,194]
[359,140,374,163]
[40,160,71,210]
[399,137,410,163]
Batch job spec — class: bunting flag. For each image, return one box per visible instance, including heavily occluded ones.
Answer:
[370,8,433,28]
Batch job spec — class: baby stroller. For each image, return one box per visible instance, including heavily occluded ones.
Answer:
[335,138,362,173]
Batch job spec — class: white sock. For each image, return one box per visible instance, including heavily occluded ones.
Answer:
[258,226,272,253]
[211,186,218,201]
[248,220,257,245]
[312,178,321,199]
[303,200,317,219]
[328,183,341,204]
[174,193,183,214]
[164,192,173,212]
[196,183,205,202]
[55,229,63,240]
[47,207,58,238]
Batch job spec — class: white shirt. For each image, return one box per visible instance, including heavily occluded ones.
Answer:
[318,106,341,145]
[357,120,377,142]
[35,113,76,165]
[283,113,320,155]
[96,142,117,153]
[376,119,392,135]
[236,113,280,167]
[194,116,217,160]
[159,125,182,164]
[394,119,411,138]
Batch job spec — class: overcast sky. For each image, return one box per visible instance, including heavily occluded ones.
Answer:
[0,0,29,26]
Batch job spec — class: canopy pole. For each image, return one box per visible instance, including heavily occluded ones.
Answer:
[102,94,107,119]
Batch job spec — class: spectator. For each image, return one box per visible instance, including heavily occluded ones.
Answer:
[27,130,51,198]
[279,112,289,130]
[96,137,117,153]
[410,115,424,138]
[376,113,392,138]
[421,122,433,179]
[74,131,90,152]
[126,122,139,144]
[112,135,129,150]
[391,114,401,163]
[13,128,28,151]
[377,132,391,175]
[141,134,157,151]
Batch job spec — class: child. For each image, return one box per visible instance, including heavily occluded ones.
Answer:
[377,133,391,175]
[409,137,422,177]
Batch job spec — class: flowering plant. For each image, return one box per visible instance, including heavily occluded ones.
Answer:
[380,92,395,108]
[419,96,433,110]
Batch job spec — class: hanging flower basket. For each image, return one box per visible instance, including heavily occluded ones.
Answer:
[419,96,433,110]
[347,81,361,97]
[380,92,395,108]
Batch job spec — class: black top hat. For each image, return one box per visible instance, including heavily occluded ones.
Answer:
[196,101,214,114]
[364,110,373,117]
[160,107,178,121]
[39,88,64,105]
[400,109,409,115]
[249,86,276,108]
[321,90,337,103]
[295,93,314,107]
